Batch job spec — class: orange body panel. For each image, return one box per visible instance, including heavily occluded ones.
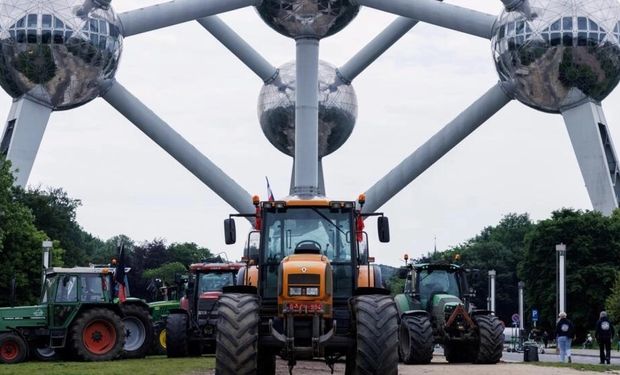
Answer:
[357,265,377,288]
[278,254,333,318]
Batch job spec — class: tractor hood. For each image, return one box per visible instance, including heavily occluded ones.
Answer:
[199,291,222,300]
[0,305,48,329]
[431,294,462,323]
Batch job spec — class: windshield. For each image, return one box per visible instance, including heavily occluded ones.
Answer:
[262,207,353,264]
[418,269,461,308]
[41,276,56,303]
[198,272,234,293]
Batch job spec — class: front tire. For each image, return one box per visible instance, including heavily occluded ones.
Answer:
[473,315,504,364]
[0,333,28,364]
[399,314,434,364]
[215,293,260,375]
[121,304,154,359]
[70,308,125,361]
[166,313,189,358]
[347,295,399,375]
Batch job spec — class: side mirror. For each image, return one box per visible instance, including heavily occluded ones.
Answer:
[398,267,409,279]
[377,216,390,243]
[224,218,237,245]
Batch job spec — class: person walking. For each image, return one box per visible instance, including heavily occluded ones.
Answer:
[556,312,575,363]
[596,311,615,364]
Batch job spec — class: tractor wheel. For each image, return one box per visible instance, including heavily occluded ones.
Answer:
[346,295,399,375]
[31,343,59,361]
[215,293,261,375]
[0,333,28,364]
[70,308,125,361]
[399,314,434,364]
[151,324,167,355]
[473,315,504,364]
[166,313,189,358]
[121,304,154,359]
[443,342,472,363]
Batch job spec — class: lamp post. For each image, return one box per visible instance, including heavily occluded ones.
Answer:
[518,281,525,331]
[556,243,567,316]
[42,240,53,285]
[488,270,496,313]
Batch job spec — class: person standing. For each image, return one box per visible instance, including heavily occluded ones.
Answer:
[543,330,549,348]
[556,312,575,363]
[596,311,615,364]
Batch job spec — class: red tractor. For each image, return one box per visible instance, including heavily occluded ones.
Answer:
[165,261,244,357]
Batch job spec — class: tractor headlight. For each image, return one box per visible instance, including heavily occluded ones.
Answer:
[306,287,319,296]
[289,287,303,296]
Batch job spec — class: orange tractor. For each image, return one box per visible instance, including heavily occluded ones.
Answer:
[216,195,399,374]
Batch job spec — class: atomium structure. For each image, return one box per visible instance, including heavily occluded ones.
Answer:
[0,0,619,220]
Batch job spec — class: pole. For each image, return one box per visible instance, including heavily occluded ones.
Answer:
[518,281,525,331]
[293,38,320,196]
[489,270,496,313]
[42,240,53,286]
[556,243,567,314]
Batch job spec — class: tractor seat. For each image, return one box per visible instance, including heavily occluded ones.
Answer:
[294,242,321,255]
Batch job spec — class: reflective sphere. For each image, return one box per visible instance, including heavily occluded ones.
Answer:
[256,0,359,39]
[492,0,620,113]
[0,0,123,110]
[258,61,357,157]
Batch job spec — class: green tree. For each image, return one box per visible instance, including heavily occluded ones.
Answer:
[0,158,50,305]
[520,209,620,340]
[168,242,213,265]
[143,262,188,286]
[605,272,620,325]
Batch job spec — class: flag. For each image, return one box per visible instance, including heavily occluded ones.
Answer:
[115,243,127,302]
[266,176,275,201]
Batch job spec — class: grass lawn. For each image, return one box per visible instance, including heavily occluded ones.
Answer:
[0,356,214,375]
[529,361,620,372]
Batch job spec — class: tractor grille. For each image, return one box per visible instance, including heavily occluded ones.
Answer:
[288,274,320,285]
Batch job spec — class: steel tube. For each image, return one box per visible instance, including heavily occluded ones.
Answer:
[293,38,320,196]
[518,281,524,330]
[197,16,278,83]
[489,270,496,313]
[363,82,513,213]
[354,0,496,40]
[338,17,418,83]
[119,0,257,37]
[101,80,255,215]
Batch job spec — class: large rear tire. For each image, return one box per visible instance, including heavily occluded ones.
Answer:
[0,333,28,364]
[121,304,154,359]
[347,295,399,375]
[70,308,125,361]
[215,293,260,375]
[399,314,434,364]
[473,315,504,364]
[166,313,189,358]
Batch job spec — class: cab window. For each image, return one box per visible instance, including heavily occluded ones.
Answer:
[55,275,77,302]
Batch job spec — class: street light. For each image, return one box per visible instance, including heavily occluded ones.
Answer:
[488,270,496,313]
[556,243,567,317]
[42,240,53,285]
[518,281,525,331]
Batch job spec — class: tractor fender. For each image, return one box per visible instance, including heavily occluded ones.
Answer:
[470,310,494,317]
[393,294,411,317]
[402,310,431,319]
[223,285,257,294]
[120,300,150,315]
[353,287,390,296]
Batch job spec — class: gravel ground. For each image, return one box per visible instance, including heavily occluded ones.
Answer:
[201,358,607,375]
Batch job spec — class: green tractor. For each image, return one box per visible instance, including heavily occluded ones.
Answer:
[394,262,503,364]
[0,265,153,364]
[146,275,187,355]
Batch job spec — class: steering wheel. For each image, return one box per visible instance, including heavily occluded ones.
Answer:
[295,240,322,251]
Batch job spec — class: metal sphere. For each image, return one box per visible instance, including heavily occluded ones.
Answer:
[0,0,123,110]
[258,60,357,158]
[492,0,620,113]
[256,0,359,39]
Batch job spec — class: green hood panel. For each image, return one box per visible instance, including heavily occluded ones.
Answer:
[0,305,48,330]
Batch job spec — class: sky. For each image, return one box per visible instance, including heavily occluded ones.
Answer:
[2,0,617,266]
